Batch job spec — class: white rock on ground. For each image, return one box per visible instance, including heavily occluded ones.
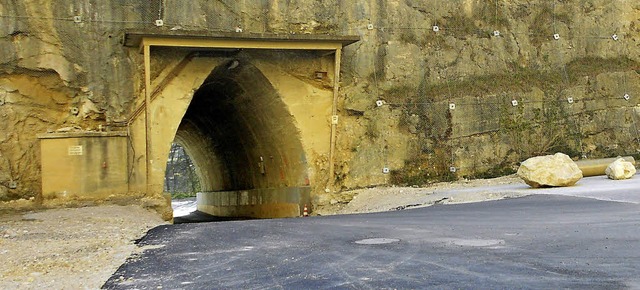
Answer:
[517,153,583,188]
[605,158,637,180]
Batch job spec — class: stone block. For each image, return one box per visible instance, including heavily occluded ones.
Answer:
[605,158,637,180]
[517,153,583,187]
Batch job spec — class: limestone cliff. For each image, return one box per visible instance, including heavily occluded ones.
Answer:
[0,0,638,203]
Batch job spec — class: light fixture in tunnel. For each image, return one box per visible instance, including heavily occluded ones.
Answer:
[259,156,266,175]
[227,60,240,70]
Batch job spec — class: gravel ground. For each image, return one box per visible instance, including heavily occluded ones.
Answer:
[315,175,524,215]
[0,205,165,290]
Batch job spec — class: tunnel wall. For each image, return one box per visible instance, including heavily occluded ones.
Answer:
[173,119,229,192]
[197,187,310,219]
[129,56,218,196]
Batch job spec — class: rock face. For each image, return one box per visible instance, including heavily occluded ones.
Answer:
[605,158,637,180]
[0,1,639,203]
[517,153,583,188]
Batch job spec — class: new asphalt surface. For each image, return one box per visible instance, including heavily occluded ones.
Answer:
[104,193,640,289]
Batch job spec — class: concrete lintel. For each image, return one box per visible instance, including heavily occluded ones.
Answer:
[37,131,128,139]
[139,37,345,53]
[124,31,360,51]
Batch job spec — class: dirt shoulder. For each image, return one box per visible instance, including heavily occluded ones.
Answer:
[315,175,525,215]
[0,205,166,290]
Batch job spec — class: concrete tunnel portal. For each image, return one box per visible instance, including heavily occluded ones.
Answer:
[125,32,360,219]
[175,60,311,217]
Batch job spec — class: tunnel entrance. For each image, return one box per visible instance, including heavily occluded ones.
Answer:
[174,59,311,218]
[123,32,359,220]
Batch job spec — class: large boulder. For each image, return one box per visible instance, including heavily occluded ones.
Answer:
[517,153,583,188]
[605,158,637,180]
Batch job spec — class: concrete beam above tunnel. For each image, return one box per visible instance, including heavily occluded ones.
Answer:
[123,31,360,52]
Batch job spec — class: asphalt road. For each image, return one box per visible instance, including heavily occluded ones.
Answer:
[104,195,640,289]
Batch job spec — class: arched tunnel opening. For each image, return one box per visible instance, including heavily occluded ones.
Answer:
[168,59,312,222]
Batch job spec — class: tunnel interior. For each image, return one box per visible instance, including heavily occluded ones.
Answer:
[172,59,310,196]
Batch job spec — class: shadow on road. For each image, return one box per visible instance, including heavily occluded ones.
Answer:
[173,210,253,224]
